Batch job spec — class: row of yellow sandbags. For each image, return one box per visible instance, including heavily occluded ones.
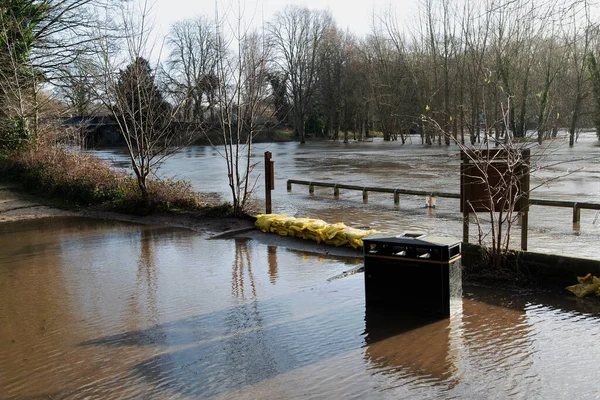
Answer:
[566,273,600,298]
[255,214,378,249]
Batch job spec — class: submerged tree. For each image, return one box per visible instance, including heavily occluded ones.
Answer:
[214,10,273,215]
[588,53,600,140]
[268,5,331,144]
[166,16,219,125]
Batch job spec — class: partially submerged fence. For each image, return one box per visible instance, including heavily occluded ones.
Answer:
[286,179,600,226]
[286,179,459,204]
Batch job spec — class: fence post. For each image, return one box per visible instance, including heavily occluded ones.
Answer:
[573,203,581,224]
[264,152,274,213]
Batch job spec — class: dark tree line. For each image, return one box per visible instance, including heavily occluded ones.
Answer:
[161,0,600,146]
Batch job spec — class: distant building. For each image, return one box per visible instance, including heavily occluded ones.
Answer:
[60,115,123,147]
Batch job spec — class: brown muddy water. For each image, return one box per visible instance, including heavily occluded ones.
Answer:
[2,217,600,398]
[94,131,600,260]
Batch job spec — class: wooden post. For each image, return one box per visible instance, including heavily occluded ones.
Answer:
[309,183,314,194]
[573,203,581,232]
[362,188,368,202]
[520,212,528,251]
[264,152,273,213]
[573,203,581,224]
[287,181,292,191]
[461,155,470,244]
[334,185,339,198]
[520,149,530,251]
[394,189,400,206]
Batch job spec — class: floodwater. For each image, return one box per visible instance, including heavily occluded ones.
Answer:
[3,217,600,398]
[94,131,600,260]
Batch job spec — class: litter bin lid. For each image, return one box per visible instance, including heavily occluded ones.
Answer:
[363,233,461,248]
[363,234,461,261]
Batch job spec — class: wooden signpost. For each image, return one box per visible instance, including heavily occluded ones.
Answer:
[460,149,530,250]
[265,152,275,213]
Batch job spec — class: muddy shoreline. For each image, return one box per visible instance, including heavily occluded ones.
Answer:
[0,183,255,235]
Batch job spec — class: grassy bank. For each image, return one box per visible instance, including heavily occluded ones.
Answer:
[0,145,231,216]
[462,243,600,292]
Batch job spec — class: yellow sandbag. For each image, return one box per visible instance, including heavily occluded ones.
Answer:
[289,218,312,233]
[255,214,285,232]
[274,227,289,236]
[325,232,349,246]
[577,273,593,284]
[269,215,295,233]
[319,223,347,240]
[343,227,369,248]
[567,283,600,298]
[255,213,379,249]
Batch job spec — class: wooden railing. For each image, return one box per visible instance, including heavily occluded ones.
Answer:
[286,179,600,224]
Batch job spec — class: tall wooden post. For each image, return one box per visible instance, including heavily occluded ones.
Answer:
[520,149,530,251]
[264,152,274,213]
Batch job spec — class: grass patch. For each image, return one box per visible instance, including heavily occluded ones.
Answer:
[0,144,226,215]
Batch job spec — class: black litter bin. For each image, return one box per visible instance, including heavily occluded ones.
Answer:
[362,234,462,317]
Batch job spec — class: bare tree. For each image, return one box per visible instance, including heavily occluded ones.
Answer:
[92,1,201,199]
[561,1,594,146]
[268,5,331,144]
[55,58,101,116]
[214,9,273,215]
[364,20,419,143]
[166,16,219,125]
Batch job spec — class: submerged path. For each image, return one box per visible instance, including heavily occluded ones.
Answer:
[0,183,254,234]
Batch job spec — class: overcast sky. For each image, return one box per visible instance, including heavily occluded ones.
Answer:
[148,0,419,40]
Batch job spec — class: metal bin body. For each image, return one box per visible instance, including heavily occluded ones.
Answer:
[363,234,462,317]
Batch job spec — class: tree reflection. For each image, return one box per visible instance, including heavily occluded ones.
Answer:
[226,239,277,385]
[135,228,159,328]
[267,246,279,285]
[231,238,257,301]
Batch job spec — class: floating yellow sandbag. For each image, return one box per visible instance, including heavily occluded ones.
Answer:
[566,273,600,298]
[567,283,600,298]
[577,273,593,284]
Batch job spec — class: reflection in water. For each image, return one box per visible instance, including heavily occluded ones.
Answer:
[135,229,160,334]
[268,245,279,284]
[364,310,455,381]
[231,238,257,302]
[459,289,536,397]
[225,239,277,394]
[363,300,465,394]
[5,218,600,398]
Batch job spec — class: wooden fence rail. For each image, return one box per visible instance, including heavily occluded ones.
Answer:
[286,179,600,225]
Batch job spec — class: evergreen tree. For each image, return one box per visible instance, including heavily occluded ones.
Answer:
[0,0,48,150]
[112,57,175,198]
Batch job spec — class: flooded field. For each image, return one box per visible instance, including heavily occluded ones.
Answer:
[94,132,600,260]
[2,217,600,398]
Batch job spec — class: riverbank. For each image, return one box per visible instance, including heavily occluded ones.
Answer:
[3,182,598,298]
[0,183,256,235]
